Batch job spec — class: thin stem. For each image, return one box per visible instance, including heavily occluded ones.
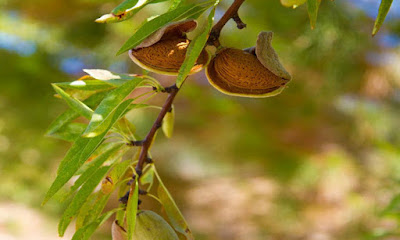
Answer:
[208,0,246,47]
[134,84,179,176]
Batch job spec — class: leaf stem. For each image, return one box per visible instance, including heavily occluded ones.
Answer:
[208,0,246,47]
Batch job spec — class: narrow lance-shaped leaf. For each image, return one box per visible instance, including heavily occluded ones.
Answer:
[154,166,194,239]
[72,209,120,240]
[52,84,93,119]
[96,0,169,23]
[75,191,102,230]
[70,143,125,193]
[176,6,216,87]
[117,2,215,55]
[372,0,393,36]
[127,178,139,240]
[82,193,112,229]
[306,0,320,30]
[46,90,110,137]
[49,122,87,142]
[43,96,136,204]
[83,78,144,138]
[58,166,111,236]
[112,0,140,15]
[54,79,117,91]
[78,160,132,230]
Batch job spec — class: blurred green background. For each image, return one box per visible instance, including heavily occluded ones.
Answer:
[1,0,400,239]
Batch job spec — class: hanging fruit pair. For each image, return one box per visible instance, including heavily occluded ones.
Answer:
[129,20,291,98]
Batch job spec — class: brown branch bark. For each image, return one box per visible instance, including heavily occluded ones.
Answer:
[208,0,246,47]
[133,84,179,176]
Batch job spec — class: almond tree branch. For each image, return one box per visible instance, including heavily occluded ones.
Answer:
[208,0,246,47]
[132,84,179,176]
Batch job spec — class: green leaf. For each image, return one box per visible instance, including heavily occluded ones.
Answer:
[127,179,139,240]
[175,7,215,88]
[117,2,214,55]
[372,0,393,36]
[46,91,110,139]
[70,143,125,193]
[75,191,102,230]
[82,193,111,228]
[72,209,119,240]
[169,0,183,10]
[59,166,111,236]
[85,99,135,138]
[52,84,93,119]
[47,122,87,142]
[280,0,306,8]
[43,95,134,204]
[96,0,169,23]
[112,0,140,15]
[154,166,194,239]
[306,0,320,30]
[116,117,137,141]
[47,110,80,136]
[54,80,117,91]
[162,105,175,138]
[83,78,145,138]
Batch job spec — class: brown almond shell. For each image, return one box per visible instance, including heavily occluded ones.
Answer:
[206,48,289,97]
[130,38,210,75]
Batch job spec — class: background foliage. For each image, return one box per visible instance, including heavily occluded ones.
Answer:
[1,0,400,239]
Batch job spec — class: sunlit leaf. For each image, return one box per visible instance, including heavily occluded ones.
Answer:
[43,96,135,204]
[372,0,393,36]
[117,2,215,55]
[112,0,140,15]
[83,78,145,138]
[306,0,320,29]
[54,80,117,91]
[154,166,194,239]
[83,69,133,81]
[70,143,125,193]
[72,209,120,240]
[280,0,306,8]
[162,105,175,138]
[127,179,139,240]
[59,166,111,236]
[47,122,86,142]
[96,0,169,23]
[52,84,93,119]
[176,6,215,87]
[47,91,111,137]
